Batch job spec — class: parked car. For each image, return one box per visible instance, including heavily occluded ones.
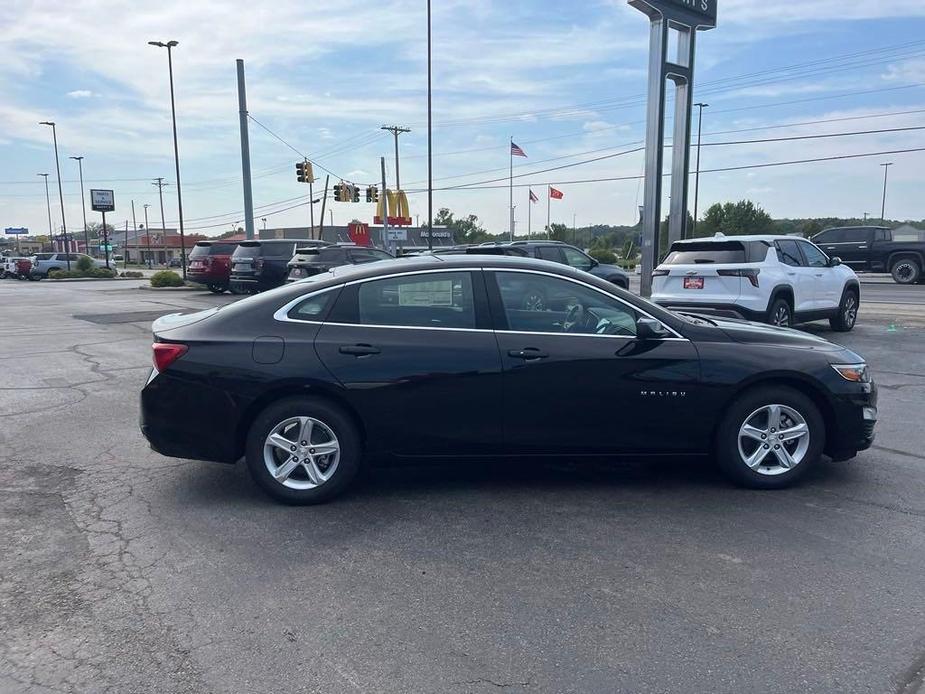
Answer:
[505,241,630,289]
[229,239,330,293]
[1,257,35,280]
[141,254,876,504]
[287,244,393,282]
[30,253,106,278]
[652,234,860,331]
[187,240,240,293]
[811,225,925,284]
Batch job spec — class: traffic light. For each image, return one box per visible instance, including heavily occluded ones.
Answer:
[366,185,379,203]
[333,183,343,202]
[295,161,314,184]
[352,185,360,203]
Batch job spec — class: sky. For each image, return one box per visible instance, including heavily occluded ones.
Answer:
[2,0,925,239]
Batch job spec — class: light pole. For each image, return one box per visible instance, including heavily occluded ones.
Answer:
[69,156,90,255]
[880,162,893,223]
[426,0,433,251]
[39,121,70,269]
[38,173,53,250]
[143,204,153,268]
[261,217,267,231]
[691,102,709,238]
[148,40,187,278]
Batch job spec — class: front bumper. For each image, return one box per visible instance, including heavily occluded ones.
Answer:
[825,381,878,460]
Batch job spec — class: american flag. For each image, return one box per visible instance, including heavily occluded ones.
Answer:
[529,189,538,203]
[511,141,527,157]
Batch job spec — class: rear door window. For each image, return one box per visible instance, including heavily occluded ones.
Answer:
[841,228,871,243]
[775,239,804,267]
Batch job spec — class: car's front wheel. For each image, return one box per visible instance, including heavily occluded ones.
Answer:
[245,396,362,504]
[716,386,825,489]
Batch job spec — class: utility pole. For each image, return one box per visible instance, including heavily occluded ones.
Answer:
[691,102,708,238]
[863,212,869,222]
[236,59,255,240]
[124,220,129,269]
[153,178,168,267]
[143,204,153,268]
[573,213,577,246]
[38,173,53,251]
[880,162,893,223]
[70,156,90,254]
[309,178,315,236]
[426,0,433,251]
[318,175,330,241]
[39,121,69,269]
[381,156,390,255]
[131,200,137,268]
[381,126,410,190]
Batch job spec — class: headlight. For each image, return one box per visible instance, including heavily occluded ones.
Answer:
[831,363,870,383]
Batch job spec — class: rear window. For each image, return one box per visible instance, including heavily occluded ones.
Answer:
[663,241,768,264]
[233,243,265,258]
[191,242,237,257]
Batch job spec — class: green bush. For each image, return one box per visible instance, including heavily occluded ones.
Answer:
[47,266,116,279]
[150,270,184,288]
[121,271,144,278]
[76,255,94,272]
[89,267,117,278]
[589,248,618,265]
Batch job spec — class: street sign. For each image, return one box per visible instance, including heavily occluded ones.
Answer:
[630,0,717,26]
[100,245,114,252]
[90,189,115,213]
[4,227,28,235]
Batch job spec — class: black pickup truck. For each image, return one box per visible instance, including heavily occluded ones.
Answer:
[811,226,925,284]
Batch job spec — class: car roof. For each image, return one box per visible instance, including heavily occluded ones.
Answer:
[671,234,799,244]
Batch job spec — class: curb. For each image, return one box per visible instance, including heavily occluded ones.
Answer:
[138,285,208,291]
[43,277,139,283]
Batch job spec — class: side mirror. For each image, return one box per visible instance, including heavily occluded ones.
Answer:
[827,256,842,267]
[636,316,670,340]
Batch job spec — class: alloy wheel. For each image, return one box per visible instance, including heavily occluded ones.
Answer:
[843,295,857,328]
[895,262,915,282]
[772,305,790,327]
[737,404,810,476]
[263,416,340,490]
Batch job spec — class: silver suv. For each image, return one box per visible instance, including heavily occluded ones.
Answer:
[30,253,106,278]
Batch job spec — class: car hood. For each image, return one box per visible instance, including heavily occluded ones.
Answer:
[703,315,849,352]
[152,307,219,334]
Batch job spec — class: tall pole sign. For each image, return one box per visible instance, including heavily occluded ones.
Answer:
[630,0,716,297]
[90,189,115,270]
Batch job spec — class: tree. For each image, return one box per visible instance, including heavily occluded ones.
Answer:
[695,200,773,238]
[547,223,569,242]
[431,208,491,245]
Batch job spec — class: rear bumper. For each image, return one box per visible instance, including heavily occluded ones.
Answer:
[188,270,229,285]
[655,301,765,322]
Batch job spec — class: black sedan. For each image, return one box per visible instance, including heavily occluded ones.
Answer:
[140,255,877,504]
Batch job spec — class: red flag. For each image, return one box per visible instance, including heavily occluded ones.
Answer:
[549,186,564,200]
[529,189,538,203]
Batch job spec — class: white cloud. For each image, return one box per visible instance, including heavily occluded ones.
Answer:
[66,90,94,99]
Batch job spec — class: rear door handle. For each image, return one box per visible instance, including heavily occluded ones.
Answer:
[339,344,380,356]
[508,348,549,361]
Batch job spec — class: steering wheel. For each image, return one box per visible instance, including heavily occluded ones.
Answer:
[563,303,585,332]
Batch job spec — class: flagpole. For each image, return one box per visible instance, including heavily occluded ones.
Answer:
[509,136,514,241]
[547,186,551,240]
[528,190,532,238]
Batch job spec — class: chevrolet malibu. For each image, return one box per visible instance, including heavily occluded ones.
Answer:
[140,255,877,504]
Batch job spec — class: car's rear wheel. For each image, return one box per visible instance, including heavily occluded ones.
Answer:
[829,289,858,332]
[245,396,362,504]
[767,297,792,327]
[716,386,824,489]
[207,283,227,294]
[890,257,920,285]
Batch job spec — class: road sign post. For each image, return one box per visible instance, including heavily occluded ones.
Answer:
[630,0,716,297]
[91,189,115,269]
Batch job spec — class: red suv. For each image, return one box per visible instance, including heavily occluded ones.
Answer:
[187,241,239,293]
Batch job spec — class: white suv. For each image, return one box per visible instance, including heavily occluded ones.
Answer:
[651,234,860,331]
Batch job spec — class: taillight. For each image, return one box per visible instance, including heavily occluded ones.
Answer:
[152,343,188,372]
[717,268,760,287]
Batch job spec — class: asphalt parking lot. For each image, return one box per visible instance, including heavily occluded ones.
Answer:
[2,278,925,694]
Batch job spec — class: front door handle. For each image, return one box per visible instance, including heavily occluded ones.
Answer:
[339,344,380,356]
[508,348,549,361]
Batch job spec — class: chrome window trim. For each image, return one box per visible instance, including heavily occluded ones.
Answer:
[272,266,687,341]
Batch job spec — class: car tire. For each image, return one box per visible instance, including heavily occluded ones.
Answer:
[716,386,825,489]
[766,297,792,328]
[207,283,227,294]
[890,257,921,285]
[245,396,362,504]
[829,289,858,332]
